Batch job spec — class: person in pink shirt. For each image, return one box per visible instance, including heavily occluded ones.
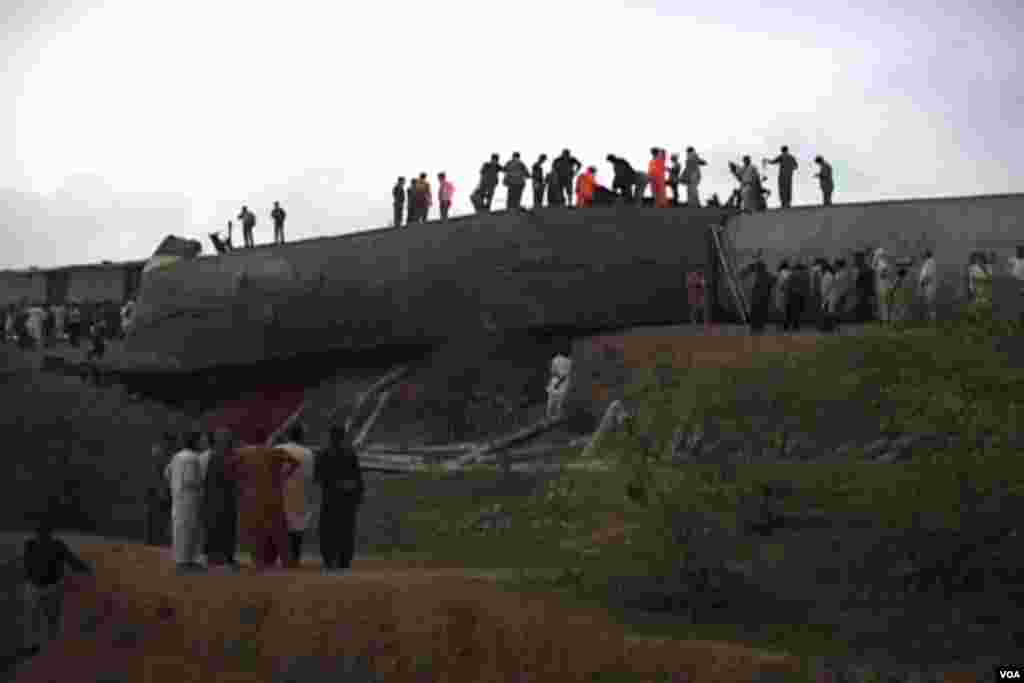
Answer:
[687,268,707,324]
[438,173,455,221]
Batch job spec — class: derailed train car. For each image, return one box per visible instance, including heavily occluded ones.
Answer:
[0,259,145,308]
[123,207,726,373]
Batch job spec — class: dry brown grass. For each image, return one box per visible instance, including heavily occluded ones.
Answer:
[617,333,822,371]
[15,540,803,683]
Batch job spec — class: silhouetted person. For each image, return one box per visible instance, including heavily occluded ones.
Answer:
[393,176,406,227]
[438,172,454,221]
[546,171,564,207]
[503,152,530,210]
[87,319,106,361]
[683,147,707,207]
[706,194,722,208]
[648,148,669,208]
[271,201,286,244]
[814,156,834,206]
[406,179,417,224]
[766,146,798,208]
[784,262,811,331]
[315,423,365,572]
[202,428,240,568]
[479,154,502,210]
[416,173,432,223]
[668,153,682,206]
[238,206,256,247]
[743,260,775,335]
[552,149,582,207]
[606,154,635,201]
[531,154,547,209]
[209,221,234,254]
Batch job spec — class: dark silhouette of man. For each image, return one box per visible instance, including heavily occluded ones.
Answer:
[416,172,432,223]
[531,154,547,209]
[546,170,564,207]
[668,153,682,206]
[315,423,365,572]
[238,206,256,248]
[479,154,502,210]
[503,152,530,210]
[552,149,582,207]
[766,146,798,208]
[271,201,286,244]
[393,176,406,227]
[406,178,417,224]
[606,154,635,201]
[814,156,834,206]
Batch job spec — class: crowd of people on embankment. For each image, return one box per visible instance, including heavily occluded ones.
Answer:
[389,145,835,227]
[1,299,136,360]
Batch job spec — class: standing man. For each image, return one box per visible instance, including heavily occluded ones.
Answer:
[1009,246,1024,323]
[668,153,682,206]
[165,430,205,573]
[238,206,256,248]
[531,154,548,209]
[19,516,93,657]
[813,156,834,206]
[271,201,287,244]
[392,177,406,227]
[315,423,365,572]
[552,149,582,207]
[648,148,669,208]
[144,432,177,547]
[224,445,301,571]
[766,146,799,208]
[872,248,893,323]
[545,170,564,207]
[607,154,635,202]
[202,428,239,569]
[687,269,707,325]
[503,152,530,210]
[280,423,319,569]
[683,147,707,208]
[918,249,938,322]
[438,173,455,221]
[67,304,82,348]
[479,154,503,211]
[416,172,432,223]
[406,178,417,225]
[546,352,573,421]
[731,157,760,213]
[576,167,598,208]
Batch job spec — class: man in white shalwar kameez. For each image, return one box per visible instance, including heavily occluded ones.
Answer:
[279,423,320,568]
[872,248,893,323]
[918,250,938,322]
[547,353,573,421]
[165,431,204,572]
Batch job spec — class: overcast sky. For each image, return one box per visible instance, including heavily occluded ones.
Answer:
[2,0,1021,269]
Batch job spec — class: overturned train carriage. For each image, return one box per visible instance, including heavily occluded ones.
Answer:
[124,207,727,373]
[0,260,144,308]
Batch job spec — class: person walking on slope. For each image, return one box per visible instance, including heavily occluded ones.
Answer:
[668,154,682,206]
[503,152,530,210]
[766,146,798,208]
[19,515,93,657]
[531,154,547,209]
[552,149,582,207]
[392,177,406,227]
[238,206,257,248]
[166,430,205,573]
[438,173,455,221]
[202,428,240,568]
[479,154,503,211]
[280,423,319,568]
[813,156,834,206]
[271,201,287,244]
[606,154,635,202]
[648,148,670,208]
[315,423,365,572]
[683,147,707,207]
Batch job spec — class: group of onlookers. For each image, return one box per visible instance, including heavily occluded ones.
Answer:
[1,300,133,357]
[389,145,837,226]
[148,420,365,575]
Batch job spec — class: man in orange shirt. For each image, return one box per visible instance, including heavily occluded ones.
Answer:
[224,445,301,570]
[576,167,598,208]
[648,148,669,208]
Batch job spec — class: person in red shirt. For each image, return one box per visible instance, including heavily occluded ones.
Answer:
[224,445,301,570]
[576,167,598,208]
[687,269,707,324]
[648,148,669,208]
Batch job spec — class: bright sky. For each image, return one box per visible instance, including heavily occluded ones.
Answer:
[2,0,1021,268]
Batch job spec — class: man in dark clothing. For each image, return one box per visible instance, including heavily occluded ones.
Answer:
[145,432,177,546]
[87,319,106,361]
[392,177,406,227]
[406,179,417,224]
[67,306,82,348]
[766,146,799,208]
[606,154,635,201]
[552,149,582,207]
[742,260,775,335]
[314,423,365,572]
[784,262,811,331]
[238,206,256,248]
[814,156,834,206]
[546,171,564,207]
[854,252,876,322]
[271,201,286,244]
[20,516,93,656]
[531,154,547,209]
[668,154,682,206]
[202,428,240,568]
[503,152,530,210]
[478,154,502,210]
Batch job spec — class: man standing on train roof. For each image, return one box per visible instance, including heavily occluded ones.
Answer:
[479,154,503,211]
[552,149,582,207]
[648,148,669,208]
[438,172,455,221]
[668,153,682,206]
[406,178,417,225]
[531,154,548,209]
[393,176,406,227]
[766,146,798,208]
[503,152,530,211]
[416,172,432,223]
[683,147,707,207]
[813,156,834,206]
[271,201,286,244]
[238,206,256,248]
[606,154,635,202]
